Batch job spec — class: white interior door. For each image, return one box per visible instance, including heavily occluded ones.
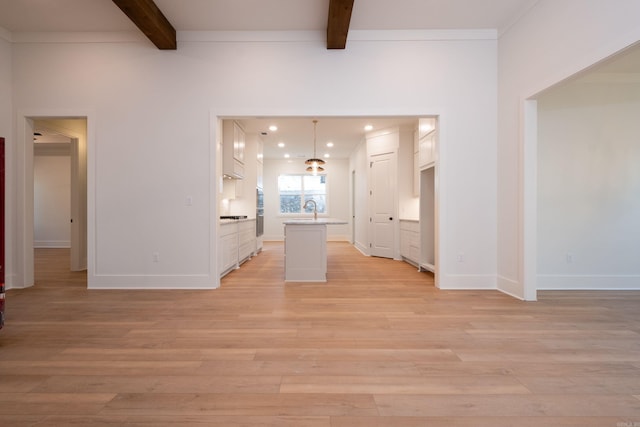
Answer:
[369,152,396,258]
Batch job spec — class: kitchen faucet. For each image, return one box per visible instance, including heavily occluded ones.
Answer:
[303,199,317,220]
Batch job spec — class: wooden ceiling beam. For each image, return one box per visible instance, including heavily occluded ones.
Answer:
[112,0,176,50]
[327,0,354,49]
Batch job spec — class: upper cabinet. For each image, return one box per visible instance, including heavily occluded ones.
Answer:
[418,118,437,170]
[256,137,264,189]
[223,120,245,179]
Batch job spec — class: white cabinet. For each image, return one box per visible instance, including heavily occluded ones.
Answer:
[400,220,420,266]
[419,131,436,169]
[284,224,327,282]
[222,120,245,179]
[219,222,239,276]
[238,219,256,263]
[418,118,437,170]
[219,219,256,278]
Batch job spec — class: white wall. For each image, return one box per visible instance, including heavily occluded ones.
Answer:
[537,80,640,289]
[497,0,640,299]
[34,145,71,247]
[263,157,350,241]
[8,31,498,289]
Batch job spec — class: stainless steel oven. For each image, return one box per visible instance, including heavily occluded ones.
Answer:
[256,187,264,237]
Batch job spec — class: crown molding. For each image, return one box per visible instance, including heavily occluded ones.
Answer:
[11,31,145,44]
[7,28,497,45]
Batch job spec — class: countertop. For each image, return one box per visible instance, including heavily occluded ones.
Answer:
[282,218,348,225]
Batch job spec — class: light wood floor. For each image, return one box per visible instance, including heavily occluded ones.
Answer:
[1,242,640,426]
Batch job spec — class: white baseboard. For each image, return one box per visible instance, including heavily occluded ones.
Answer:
[354,241,369,256]
[263,235,350,242]
[538,274,640,290]
[88,274,218,290]
[34,240,71,248]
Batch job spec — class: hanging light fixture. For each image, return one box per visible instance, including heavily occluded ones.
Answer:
[305,119,325,174]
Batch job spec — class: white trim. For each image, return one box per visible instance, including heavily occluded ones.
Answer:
[13,109,95,290]
[354,241,370,257]
[179,31,324,43]
[89,274,215,290]
[521,100,538,301]
[538,275,640,290]
[210,111,221,289]
[349,29,498,41]
[7,29,497,45]
[34,241,70,248]
[11,31,145,44]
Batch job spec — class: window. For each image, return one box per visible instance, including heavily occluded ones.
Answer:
[278,174,327,214]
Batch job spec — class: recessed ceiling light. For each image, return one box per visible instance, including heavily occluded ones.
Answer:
[364,124,373,131]
[269,125,278,132]
[284,153,290,158]
[277,142,285,148]
[324,153,330,158]
[326,142,334,148]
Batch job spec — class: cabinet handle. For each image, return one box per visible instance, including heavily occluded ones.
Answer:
[389,217,393,221]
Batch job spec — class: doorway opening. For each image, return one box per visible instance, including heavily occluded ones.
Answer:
[18,116,88,289]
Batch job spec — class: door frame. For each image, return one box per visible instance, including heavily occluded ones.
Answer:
[12,111,93,288]
[212,109,445,287]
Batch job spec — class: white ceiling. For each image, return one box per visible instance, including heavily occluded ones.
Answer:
[3,0,639,159]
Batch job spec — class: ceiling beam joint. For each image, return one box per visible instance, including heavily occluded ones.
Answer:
[112,0,176,50]
[327,0,354,49]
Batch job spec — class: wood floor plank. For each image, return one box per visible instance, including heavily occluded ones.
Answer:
[0,392,116,415]
[330,416,631,427]
[1,245,639,425]
[32,415,331,426]
[101,393,378,416]
[32,375,282,394]
[373,394,640,417]
[279,375,530,395]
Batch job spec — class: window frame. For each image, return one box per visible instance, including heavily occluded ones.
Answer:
[277,173,328,217]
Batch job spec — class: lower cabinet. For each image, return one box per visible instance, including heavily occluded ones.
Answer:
[400,220,420,266]
[219,219,256,278]
[238,220,256,263]
[219,222,239,277]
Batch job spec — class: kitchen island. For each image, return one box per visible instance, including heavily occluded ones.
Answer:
[283,218,348,282]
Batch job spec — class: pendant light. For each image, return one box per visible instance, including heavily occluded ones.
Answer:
[305,119,325,174]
